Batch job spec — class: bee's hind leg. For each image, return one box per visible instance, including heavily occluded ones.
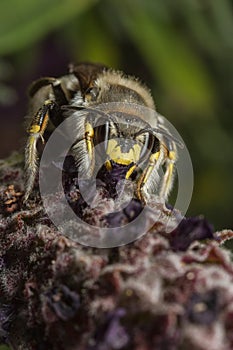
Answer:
[24,78,70,202]
[24,100,56,202]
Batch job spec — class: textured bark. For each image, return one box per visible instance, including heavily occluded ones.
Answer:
[0,152,233,350]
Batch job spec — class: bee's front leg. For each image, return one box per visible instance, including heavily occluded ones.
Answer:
[159,145,177,200]
[24,100,57,202]
[136,143,166,204]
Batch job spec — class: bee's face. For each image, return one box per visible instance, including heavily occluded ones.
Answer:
[91,111,159,169]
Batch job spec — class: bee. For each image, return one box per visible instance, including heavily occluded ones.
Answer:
[24,63,178,203]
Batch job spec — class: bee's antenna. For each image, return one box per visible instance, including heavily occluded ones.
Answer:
[135,127,184,148]
[61,104,115,124]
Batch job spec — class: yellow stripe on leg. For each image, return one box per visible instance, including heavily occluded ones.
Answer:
[85,122,94,159]
[29,125,41,133]
[141,151,160,186]
[135,151,160,202]
[126,164,136,179]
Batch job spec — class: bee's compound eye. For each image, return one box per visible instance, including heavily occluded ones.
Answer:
[85,87,99,102]
[94,119,110,150]
[139,133,158,161]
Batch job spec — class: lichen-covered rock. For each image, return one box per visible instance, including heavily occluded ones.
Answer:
[0,153,233,350]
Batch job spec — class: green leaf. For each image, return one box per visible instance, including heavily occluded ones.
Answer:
[0,0,97,55]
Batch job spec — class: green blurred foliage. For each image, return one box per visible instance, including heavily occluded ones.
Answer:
[0,0,232,238]
[0,0,97,54]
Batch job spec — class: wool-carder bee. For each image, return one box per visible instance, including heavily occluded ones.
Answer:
[24,63,179,203]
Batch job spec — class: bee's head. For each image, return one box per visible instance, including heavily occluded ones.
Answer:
[91,110,160,167]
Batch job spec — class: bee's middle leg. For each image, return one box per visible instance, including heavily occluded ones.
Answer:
[136,146,165,203]
[136,142,168,204]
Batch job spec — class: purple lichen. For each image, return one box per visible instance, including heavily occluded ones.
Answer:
[0,152,233,350]
[169,216,214,251]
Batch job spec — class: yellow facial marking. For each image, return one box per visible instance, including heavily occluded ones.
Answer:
[106,139,141,165]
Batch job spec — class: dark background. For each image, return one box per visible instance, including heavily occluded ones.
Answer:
[0,0,232,232]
